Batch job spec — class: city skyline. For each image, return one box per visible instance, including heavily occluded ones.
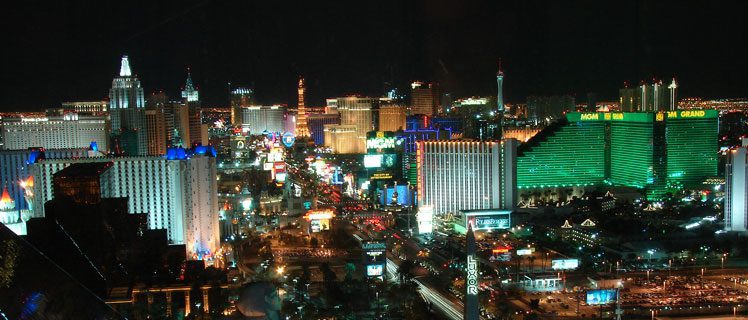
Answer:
[2,0,748,110]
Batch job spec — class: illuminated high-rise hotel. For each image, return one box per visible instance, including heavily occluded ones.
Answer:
[30,147,220,258]
[324,97,375,153]
[295,77,311,137]
[517,110,717,199]
[181,69,199,102]
[668,78,678,111]
[181,70,208,146]
[619,78,678,112]
[230,87,253,126]
[410,81,440,115]
[109,55,147,155]
[726,138,748,232]
[417,140,517,216]
[110,56,145,122]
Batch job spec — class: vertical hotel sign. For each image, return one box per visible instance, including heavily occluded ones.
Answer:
[466,255,478,295]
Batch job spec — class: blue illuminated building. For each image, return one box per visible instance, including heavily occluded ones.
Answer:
[395,129,452,153]
[165,145,216,160]
[308,114,340,145]
[405,115,462,135]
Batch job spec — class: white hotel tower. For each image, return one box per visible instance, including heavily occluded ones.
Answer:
[30,149,220,258]
[726,138,748,232]
[416,140,517,216]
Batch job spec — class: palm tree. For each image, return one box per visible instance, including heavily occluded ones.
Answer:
[528,255,537,273]
[398,259,416,283]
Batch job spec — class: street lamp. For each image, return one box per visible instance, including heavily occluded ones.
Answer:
[722,255,726,269]
[668,259,672,277]
[646,270,650,282]
[616,261,620,275]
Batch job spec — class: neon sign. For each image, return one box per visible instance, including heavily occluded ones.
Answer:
[467,255,478,295]
[580,113,599,120]
[366,137,397,150]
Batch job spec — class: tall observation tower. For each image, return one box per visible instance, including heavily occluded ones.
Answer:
[496,59,505,139]
[295,77,310,137]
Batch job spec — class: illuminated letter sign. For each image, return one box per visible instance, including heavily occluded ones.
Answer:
[679,110,706,118]
[580,113,599,121]
[366,137,396,150]
[466,255,478,295]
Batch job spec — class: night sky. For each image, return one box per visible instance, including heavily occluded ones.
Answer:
[2,0,747,111]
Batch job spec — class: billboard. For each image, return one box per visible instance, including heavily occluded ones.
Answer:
[380,185,414,206]
[586,289,617,305]
[363,240,386,278]
[273,162,287,182]
[364,154,398,168]
[416,205,434,234]
[516,249,533,256]
[551,259,579,270]
[465,210,511,231]
[304,209,334,233]
[366,264,384,277]
[364,154,383,168]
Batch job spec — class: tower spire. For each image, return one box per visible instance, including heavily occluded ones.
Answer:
[119,55,131,77]
[185,67,194,90]
[295,76,310,138]
[496,58,505,139]
[182,67,199,102]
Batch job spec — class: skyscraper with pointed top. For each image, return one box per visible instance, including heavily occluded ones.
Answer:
[295,77,311,138]
[110,56,145,116]
[181,68,199,103]
[110,55,148,155]
[180,69,207,146]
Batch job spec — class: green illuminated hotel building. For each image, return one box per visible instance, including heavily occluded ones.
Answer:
[517,110,718,198]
